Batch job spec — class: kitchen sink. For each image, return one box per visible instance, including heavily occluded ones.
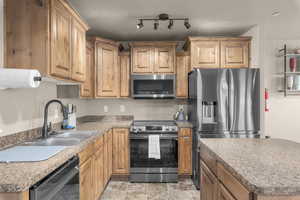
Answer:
[24,137,82,146]
[54,131,97,139]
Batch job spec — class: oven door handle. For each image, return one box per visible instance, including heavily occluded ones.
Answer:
[130,136,178,140]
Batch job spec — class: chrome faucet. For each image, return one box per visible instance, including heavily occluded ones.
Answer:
[42,99,68,138]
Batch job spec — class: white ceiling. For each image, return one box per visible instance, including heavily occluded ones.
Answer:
[68,0,300,41]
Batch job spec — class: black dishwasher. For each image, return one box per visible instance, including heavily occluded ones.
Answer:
[30,156,79,200]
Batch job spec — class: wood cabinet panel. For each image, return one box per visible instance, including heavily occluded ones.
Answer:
[108,130,113,177]
[200,161,218,200]
[50,0,72,79]
[95,42,119,97]
[178,128,192,175]
[103,131,109,185]
[94,146,104,199]
[71,18,86,82]
[191,40,220,69]
[79,143,94,165]
[81,42,94,97]
[176,53,189,98]
[154,47,175,73]
[80,158,93,200]
[132,47,153,73]
[217,162,250,200]
[112,128,129,175]
[0,191,29,200]
[221,41,249,68]
[218,183,236,200]
[119,52,130,97]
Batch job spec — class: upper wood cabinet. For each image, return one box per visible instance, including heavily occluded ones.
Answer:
[93,37,119,97]
[112,128,129,175]
[190,40,220,69]
[81,41,94,98]
[185,37,251,70]
[221,41,250,68]
[5,0,89,82]
[178,128,192,175]
[176,52,189,98]
[119,52,131,97]
[132,47,153,73]
[130,42,177,74]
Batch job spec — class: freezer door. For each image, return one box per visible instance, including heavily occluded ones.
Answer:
[196,69,229,133]
[228,68,260,134]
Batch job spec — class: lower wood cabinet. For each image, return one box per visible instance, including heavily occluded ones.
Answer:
[178,128,192,175]
[80,157,94,200]
[93,135,104,199]
[218,183,236,200]
[200,161,218,200]
[112,128,129,175]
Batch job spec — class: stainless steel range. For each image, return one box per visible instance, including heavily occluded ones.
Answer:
[130,120,178,183]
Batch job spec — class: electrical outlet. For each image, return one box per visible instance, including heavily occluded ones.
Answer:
[120,105,125,113]
[0,129,2,134]
[104,105,108,113]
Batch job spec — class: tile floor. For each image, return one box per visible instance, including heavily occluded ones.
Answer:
[100,179,200,200]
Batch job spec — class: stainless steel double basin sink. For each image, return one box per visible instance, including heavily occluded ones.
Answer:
[24,131,98,146]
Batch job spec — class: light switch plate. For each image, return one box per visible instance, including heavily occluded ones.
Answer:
[104,105,108,113]
[120,105,125,113]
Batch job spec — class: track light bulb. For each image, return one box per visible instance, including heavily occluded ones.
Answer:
[154,20,159,30]
[184,19,191,29]
[137,19,144,29]
[168,20,174,29]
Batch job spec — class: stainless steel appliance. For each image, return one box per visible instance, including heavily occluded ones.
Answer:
[188,68,260,189]
[30,156,79,200]
[131,74,176,99]
[130,120,178,182]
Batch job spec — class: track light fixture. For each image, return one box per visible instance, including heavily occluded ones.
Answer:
[136,13,191,30]
[184,19,191,29]
[154,20,159,30]
[168,19,174,29]
[136,19,144,29]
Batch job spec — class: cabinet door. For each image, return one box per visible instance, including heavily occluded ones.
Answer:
[95,43,118,97]
[176,54,189,98]
[178,128,192,175]
[154,47,175,73]
[191,41,220,69]
[108,130,113,177]
[50,0,72,79]
[94,147,104,199]
[119,53,130,97]
[132,47,153,73]
[221,41,249,68]
[112,128,129,174]
[71,19,86,82]
[80,158,93,200]
[218,184,236,200]
[200,161,218,200]
[81,43,93,97]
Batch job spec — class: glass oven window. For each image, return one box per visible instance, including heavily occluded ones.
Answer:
[130,138,178,168]
[49,174,79,200]
[133,80,174,95]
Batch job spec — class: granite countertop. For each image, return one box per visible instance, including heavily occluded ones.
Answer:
[0,116,133,193]
[175,121,193,128]
[199,138,300,196]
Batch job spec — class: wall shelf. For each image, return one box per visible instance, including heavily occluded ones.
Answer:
[279,45,300,96]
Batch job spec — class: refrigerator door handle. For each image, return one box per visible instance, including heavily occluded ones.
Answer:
[228,69,235,133]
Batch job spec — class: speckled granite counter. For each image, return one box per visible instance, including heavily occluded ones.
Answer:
[175,121,193,128]
[0,116,133,192]
[199,138,300,196]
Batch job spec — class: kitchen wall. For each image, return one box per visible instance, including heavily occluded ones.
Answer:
[243,3,300,143]
[85,99,187,120]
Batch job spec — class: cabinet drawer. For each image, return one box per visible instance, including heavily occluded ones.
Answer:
[217,162,250,200]
[200,147,217,175]
[79,143,94,165]
[94,135,104,150]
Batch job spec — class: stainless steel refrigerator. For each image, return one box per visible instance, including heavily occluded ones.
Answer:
[188,68,260,189]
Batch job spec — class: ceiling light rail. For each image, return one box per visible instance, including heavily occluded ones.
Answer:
[136,13,191,30]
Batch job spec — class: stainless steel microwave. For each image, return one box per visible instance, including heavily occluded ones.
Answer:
[131,74,176,99]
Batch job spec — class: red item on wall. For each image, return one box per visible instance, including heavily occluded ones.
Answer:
[265,88,269,112]
[290,57,297,72]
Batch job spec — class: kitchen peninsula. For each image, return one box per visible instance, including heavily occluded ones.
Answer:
[199,138,300,199]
